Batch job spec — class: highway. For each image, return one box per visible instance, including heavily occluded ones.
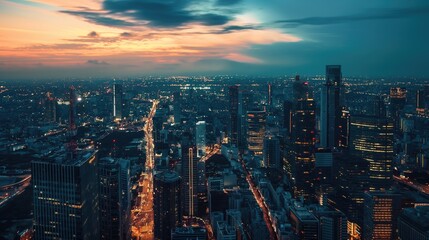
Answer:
[239,155,278,240]
[131,100,158,240]
[0,175,31,208]
[393,175,429,196]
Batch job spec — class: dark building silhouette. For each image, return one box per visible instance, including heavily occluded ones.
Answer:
[229,86,239,147]
[154,171,182,240]
[320,65,347,149]
[32,151,99,240]
[263,136,281,168]
[246,108,266,156]
[44,92,57,123]
[398,206,429,240]
[290,78,316,199]
[99,157,131,240]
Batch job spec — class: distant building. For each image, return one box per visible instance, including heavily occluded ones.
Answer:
[363,191,402,240]
[229,86,239,146]
[389,87,406,130]
[32,150,99,240]
[263,136,281,168]
[99,157,131,240]
[181,144,199,218]
[44,92,57,123]
[312,206,348,240]
[196,121,206,157]
[154,171,182,240]
[113,83,123,120]
[398,206,429,240]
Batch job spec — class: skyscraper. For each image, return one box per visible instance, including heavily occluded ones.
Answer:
[228,86,239,146]
[320,65,343,149]
[44,92,57,123]
[181,143,198,218]
[416,86,429,116]
[195,121,206,157]
[99,157,131,240]
[267,83,272,106]
[238,90,253,151]
[113,83,123,121]
[350,115,394,191]
[247,109,266,155]
[154,171,182,240]
[32,150,99,240]
[290,79,316,198]
[363,191,402,240]
[389,87,406,131]
[263,136,281,168]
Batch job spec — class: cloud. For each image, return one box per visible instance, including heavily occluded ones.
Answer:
[86,59,109,65]
[102,0,232,27]
[216,0,242,6]
[60,10,136,27]
[219,25,261,33]
[120,32,133,37]
[276,6,429,27]
[87,31,99,37]
[19,43,89,50]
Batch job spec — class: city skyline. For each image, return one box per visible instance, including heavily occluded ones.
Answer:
[1,0,429,79]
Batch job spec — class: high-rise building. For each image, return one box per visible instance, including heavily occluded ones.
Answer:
[263,136,281,168]
[291,80,316,198]
[320,65,344,149]
[398,206,429,240]
[238,90,253,150]
[268,83,272,106]
[389,87,406,130]
[154,171,182,240]
[349,115,394,191]
[32,150,99,240]
[113,83,123,120]
[99,157,131,240]
[181,144,198,218]
[416,86,429,116]
[229,86,239,146]
[195,121,206,157]
[363,191,402,240]
[44,92,57,123]
[247,109,266,155]
[173,91,182,124]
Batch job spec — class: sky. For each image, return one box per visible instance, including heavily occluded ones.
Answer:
[0,0,429,79]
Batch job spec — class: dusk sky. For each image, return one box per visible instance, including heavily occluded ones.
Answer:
[1,0,429,79]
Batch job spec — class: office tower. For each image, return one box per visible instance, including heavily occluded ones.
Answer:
[196,121,206,157]
[336,155,370,233]
[389,87,406,116]
[32,150,99,240]
[246,109,266,155]
[229,86,239,146]
[99,157,131,240]
[67,86,77,159]
[339,107,350,148]
[416,86,429,116]
[268,83,272,106]
[173,91,182,124]
[398,206,429,240]
[44,92,57,123]
[363,191,402,240]
[171,227,207,240]
[113,83,123,120]
[291,80,316,198]
[263,136,281,168]
[181,143,198,218]
[349,115,394,191]
[314,208,348,240]
[289,206,319,240]
[320,65,343,149]
[154,171,182,240]
[238,90,253,151]
[283,100,293,135]
[374,95,388,117]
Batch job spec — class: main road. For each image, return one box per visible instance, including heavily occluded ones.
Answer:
[132,100,158,240]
